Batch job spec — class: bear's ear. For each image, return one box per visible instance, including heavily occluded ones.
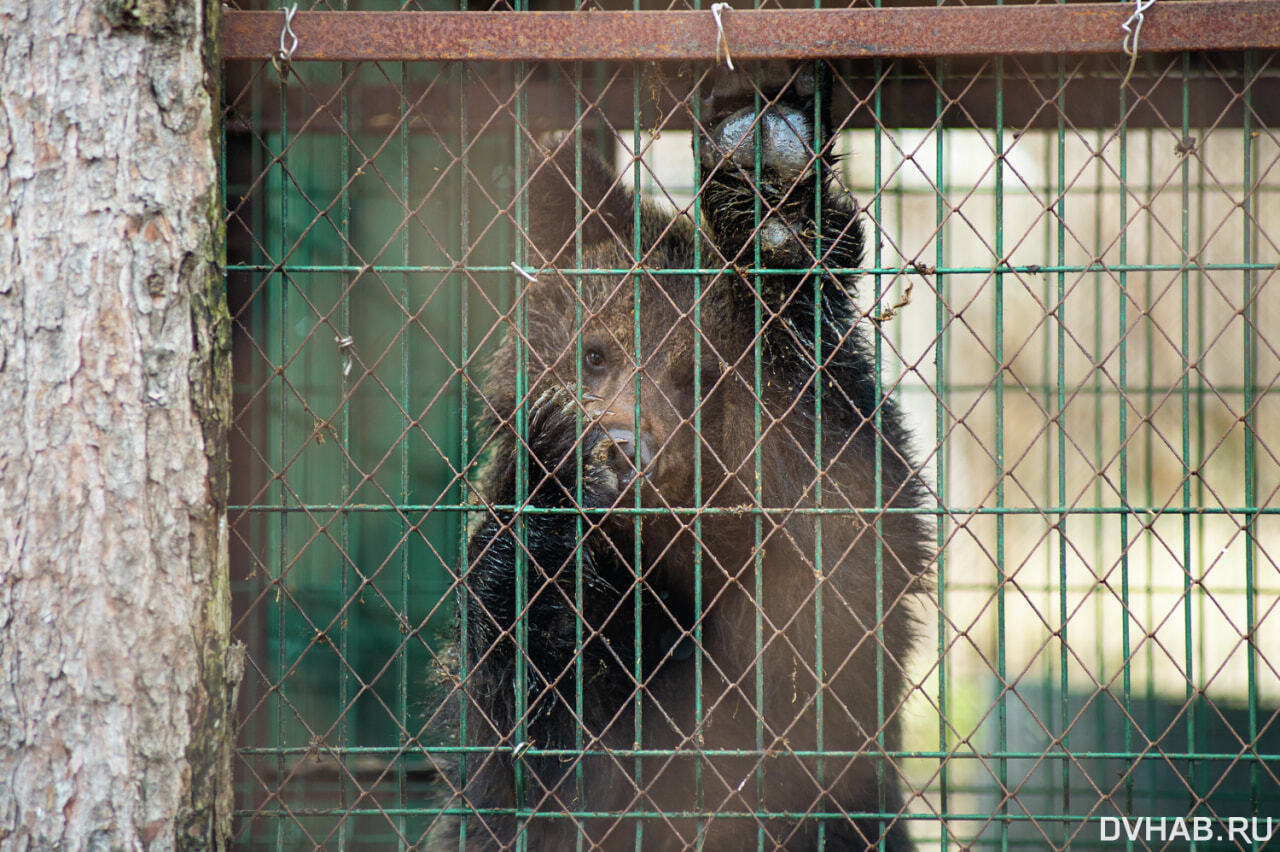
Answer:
[524,132,635,264]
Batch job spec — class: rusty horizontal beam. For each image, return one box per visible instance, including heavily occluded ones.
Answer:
[221,2,1280,63]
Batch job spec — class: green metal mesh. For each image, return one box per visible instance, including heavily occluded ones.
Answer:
[223,8,1279,848]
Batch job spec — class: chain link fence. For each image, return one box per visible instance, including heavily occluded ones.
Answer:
[223,3,1279,848]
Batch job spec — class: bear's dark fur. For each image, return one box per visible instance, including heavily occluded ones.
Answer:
[451,63,930,851]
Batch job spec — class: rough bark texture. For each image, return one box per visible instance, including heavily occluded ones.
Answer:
[0,1,234,848]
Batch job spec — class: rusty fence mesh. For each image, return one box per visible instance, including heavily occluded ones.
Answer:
[223,6,1280,850]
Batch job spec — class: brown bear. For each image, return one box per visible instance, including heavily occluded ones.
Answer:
[451,62,931,851]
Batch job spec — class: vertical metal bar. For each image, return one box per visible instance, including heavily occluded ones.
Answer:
[871,50,887,852]
[1178,52,1198,831]
[338,47,353,852]
[572,60,587,852]
[1152,122,1162,706]
[1117,60,1133,851]
[587,61,608,845]
[691,36,711,844]
[251,75,267,840]
[812,56,827,852]
[397,52,411,852]
[1152,116,1162,813]
[1089,124,1112,796]
[1241,49,1260,837]
[455,51,472,852]
[275,62,290,852]
[992,54,1008,852]
[933,55,949,852]
[1036,88,1054,799]
[631,62,645,852]
[1182,72,1203,834]
[751,66,765,852]
[1142,124,1155,706]
[512,44,530,852]
[1053,54,1070,841]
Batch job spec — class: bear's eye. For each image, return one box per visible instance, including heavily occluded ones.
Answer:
[584,347,607,372]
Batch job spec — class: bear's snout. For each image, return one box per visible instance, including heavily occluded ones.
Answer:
[603,425,655,481]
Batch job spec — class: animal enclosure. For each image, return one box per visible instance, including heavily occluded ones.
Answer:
[222,3,1280,849]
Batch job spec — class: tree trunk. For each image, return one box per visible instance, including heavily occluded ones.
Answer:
[0,1,234,848]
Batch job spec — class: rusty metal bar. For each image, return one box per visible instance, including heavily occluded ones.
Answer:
[222,2,1280,63]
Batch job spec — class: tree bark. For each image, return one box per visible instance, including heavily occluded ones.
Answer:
[0,1,234,848]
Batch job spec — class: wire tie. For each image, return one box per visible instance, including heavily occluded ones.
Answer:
[511,740,532,760]
[711,3,734,72]
[510,262,538,283]
[272,3,299,79]
[335,335,354,378]
[1119,0,1157,92]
